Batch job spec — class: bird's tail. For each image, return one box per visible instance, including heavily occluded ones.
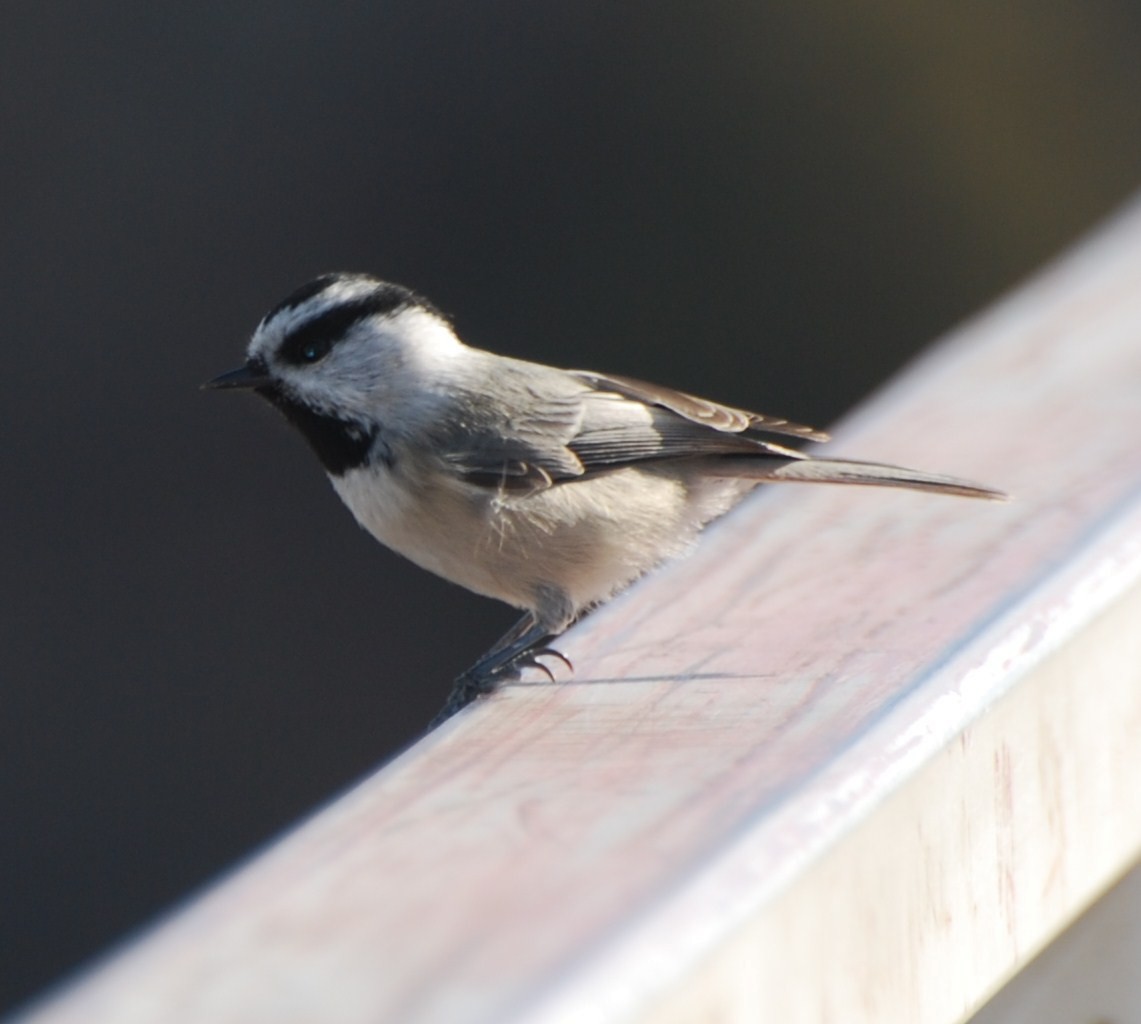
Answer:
[748,456,1007,500]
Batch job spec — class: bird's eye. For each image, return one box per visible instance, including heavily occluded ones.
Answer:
[281,322,341,366]
[301,339,330,363]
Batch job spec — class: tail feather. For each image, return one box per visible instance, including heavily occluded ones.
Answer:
[758,456,1007,501]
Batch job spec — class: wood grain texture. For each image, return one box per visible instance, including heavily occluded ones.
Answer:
[19,200,1141,1024]
[968,858,1141,1023]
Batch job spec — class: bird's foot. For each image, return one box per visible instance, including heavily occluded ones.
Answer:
[428,646,573,729]
[513,646,573,682]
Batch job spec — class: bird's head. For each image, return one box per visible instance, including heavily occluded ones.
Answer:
[205,273,463,473]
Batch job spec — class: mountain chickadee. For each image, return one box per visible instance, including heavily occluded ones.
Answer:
[207,273,1004,723]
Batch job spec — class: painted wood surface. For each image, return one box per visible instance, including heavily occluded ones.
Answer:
[19,199,1141,1024]
[968,859,1141,1024]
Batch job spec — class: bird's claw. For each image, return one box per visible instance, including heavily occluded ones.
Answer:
[428,645,574,728]
[516,646,573,682]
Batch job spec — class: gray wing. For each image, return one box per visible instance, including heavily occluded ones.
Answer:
[566,370,821,470]
[436,359,1004,501]
[571,371,829,442]
[439,359,813,492]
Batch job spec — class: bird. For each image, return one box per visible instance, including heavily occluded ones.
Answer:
[206,273,1004,724]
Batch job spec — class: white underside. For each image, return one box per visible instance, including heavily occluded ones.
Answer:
[332,459,753,630]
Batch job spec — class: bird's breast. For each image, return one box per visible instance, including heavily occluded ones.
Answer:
[329,461,749,619]
[329,461,535,608]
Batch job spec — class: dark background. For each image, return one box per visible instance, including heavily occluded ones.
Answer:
[3,2,1140,1014]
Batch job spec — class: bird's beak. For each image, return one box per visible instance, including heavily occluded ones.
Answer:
[202,362,272,390]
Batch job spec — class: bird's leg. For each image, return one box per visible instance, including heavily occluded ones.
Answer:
[428,611,573,727]
[468,612,547,675]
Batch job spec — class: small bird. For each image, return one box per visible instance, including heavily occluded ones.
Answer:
[207,273,1004,723]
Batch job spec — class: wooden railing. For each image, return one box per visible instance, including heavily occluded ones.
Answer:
[18,199,1141,1024]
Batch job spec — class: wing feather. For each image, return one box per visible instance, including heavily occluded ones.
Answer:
[437,358,819,492]
[570,371,829,441]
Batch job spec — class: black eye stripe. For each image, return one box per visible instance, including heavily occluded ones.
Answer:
[279,292,413,366]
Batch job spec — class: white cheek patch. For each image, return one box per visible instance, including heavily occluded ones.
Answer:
[389,309,467,372]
